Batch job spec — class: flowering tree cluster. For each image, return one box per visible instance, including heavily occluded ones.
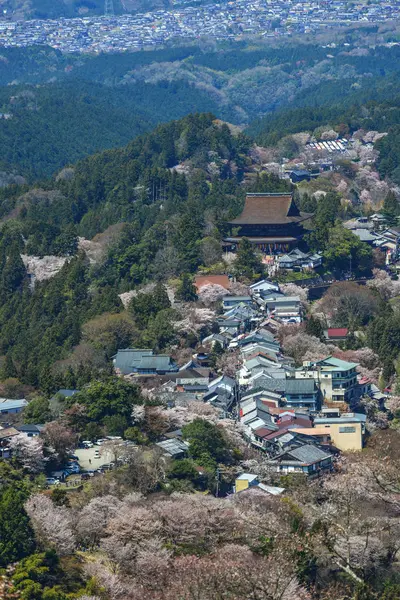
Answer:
[282,333,334,365]
[198,283,227,306]
[173,306,216,334]
[23,433,400,600]
[9,434,47,474]
[280,283,309,305]
[367,269,400,301]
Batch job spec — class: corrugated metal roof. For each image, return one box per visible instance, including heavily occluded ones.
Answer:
[0,399,27,411]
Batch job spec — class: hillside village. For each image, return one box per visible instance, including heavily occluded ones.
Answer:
[1,109,400,598]
[0,263,394,487]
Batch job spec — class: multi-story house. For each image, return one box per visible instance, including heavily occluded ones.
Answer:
[295,356,359,403]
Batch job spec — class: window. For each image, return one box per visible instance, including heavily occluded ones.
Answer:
[339,426,356,433]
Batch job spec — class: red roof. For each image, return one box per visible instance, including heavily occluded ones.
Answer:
[254,426,276,438]
[327,328,348,338]
[195,275,230,291]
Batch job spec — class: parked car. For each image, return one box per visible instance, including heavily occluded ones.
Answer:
[66,462,80,474]
[82,440,94,448]
[46,477,60,486]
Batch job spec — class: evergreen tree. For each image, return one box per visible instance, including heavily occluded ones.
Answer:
[0,484,35,566]
[3,353,17,379]
[176,274,198,302]
[383,191,400,218]
[305,316,324,340]
[1,245,26,298]
[234,237,263,279]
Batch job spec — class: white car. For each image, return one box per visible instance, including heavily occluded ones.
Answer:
[93,450,101,459]
[82,440,94,448]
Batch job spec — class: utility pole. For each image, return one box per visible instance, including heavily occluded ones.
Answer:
[105,0,114,16]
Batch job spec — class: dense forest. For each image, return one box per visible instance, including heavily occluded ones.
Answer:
[0,113,254,387]
[2,40,400,178]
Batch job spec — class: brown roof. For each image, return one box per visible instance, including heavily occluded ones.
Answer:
[0,427,19,440]
[195,275,230,291]
[254,426,276,438]
[229,193,311,226]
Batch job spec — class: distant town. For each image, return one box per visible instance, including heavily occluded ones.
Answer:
[0,0,400,53]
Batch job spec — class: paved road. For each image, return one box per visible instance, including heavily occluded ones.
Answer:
[74,446,113,471]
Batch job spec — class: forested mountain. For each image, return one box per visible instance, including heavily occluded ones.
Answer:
[0,114,256,387]
[0,80,221,179]
[2,40,400,179]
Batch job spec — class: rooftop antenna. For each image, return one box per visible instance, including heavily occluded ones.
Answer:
[105,0,114,16]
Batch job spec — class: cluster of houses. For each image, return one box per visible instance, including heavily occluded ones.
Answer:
[0,269,382,489]
[111,277,374,480]
[344,215,400,265]
[235,321,367,476]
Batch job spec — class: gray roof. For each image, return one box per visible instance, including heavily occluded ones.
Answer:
[285,379,317,395]
[288,444,331,464]
[114,348,175,374]
[156,439,189,457]
[223,296,251,302]
[56,389,79,397]
[247,378,316,396]
[114,348,153,373]
[17,424,44,433]
[351,228,377,242]
[137,356,174,371]
[314,413,366,425]
[0,399,28,411]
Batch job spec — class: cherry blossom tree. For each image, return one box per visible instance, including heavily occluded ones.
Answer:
[198,283,227,306]
[25,494,76,555]
[282,333,333,364]
[367,268,400,300]
[280,283,309,305]
[41,421,77,463]
[216,349,240,377]
[173,307,216,334]
[9,433,46,474]
[76,495,123,548]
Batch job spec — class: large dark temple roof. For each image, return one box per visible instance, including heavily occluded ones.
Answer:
[229,193,311,226]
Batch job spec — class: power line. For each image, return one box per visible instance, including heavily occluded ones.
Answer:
[105,0,114,16]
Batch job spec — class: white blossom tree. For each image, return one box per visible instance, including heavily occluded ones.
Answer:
[9,434,47,474]
[25,494,76,555]
[198,283,227,306]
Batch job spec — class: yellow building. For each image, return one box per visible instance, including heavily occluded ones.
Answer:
[292,416,365,452]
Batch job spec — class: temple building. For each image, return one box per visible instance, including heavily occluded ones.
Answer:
[224,193,311,254]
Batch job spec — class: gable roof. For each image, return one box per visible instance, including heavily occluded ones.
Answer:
[318,356,358,370]
[229,193,311,226]
[0,399,27,411]
[284,379,317,395]
[114,348,175,374]
[17,424,44,434]
[0,427,19,440]
[287,444,331,464]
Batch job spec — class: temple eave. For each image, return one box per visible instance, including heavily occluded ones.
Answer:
[228,214,311,226]
[224,236,298,244]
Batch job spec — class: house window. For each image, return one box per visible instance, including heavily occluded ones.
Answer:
[339,426,356,433]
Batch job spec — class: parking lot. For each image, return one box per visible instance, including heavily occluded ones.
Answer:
[74,445,113,471]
